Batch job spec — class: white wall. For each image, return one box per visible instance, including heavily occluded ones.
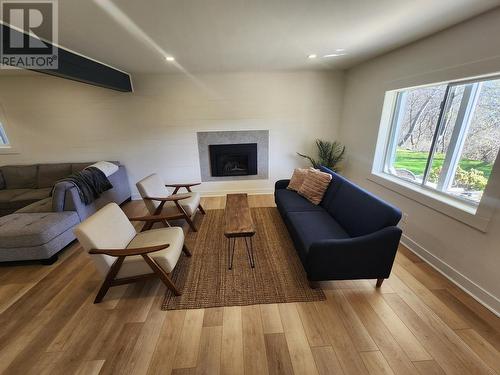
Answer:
[339,8,500,313]
[1,7,498,313]
[0,70,344,196]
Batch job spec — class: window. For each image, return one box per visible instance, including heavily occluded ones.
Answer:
[0,122,10,147]
[382,76,500,206]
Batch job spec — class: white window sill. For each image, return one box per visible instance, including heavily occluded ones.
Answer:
[0,146,19,154]
[368,172,495,232]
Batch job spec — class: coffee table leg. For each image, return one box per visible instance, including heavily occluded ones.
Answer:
[227,238,231,270]
[228,237,236,270]
[250,237,255,268]
[244,236,255,268]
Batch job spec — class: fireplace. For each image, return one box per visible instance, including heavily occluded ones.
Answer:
[209,143,257,177]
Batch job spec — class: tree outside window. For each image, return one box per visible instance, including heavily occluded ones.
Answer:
[384,77,500,204]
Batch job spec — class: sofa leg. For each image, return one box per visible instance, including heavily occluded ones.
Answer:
[41,254,58,265]
[376,278,384,288]
[308,280,320,289]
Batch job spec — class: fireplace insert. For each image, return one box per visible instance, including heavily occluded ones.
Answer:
[209,143,257,177]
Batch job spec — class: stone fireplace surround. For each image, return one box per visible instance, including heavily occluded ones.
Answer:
[197,130,269,182]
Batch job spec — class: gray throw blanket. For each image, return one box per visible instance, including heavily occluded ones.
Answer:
[55,167,113,205]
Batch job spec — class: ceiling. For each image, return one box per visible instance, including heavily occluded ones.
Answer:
[24,0,500,73]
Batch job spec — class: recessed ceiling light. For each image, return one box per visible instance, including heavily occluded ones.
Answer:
[335,48,345,52]
[165,56,175,62]
[307,54,317,59]
[323,52,347,58]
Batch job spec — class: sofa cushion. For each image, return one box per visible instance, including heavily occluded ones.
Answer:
[319,166,402,237]
[298,169,332,205]
[275,189,324,214]
[286,210,349,261]
[1,165,38,189]
[161,192,201,217]
[123,227,184,275]
[0,188,51,215]
[38,164,72,188]
[0,170,5,190]
[15,197,53,213]
[74,202,137,253]
[11,188,52,202]
[287,168,309,191]
[0,212,79,248]
[0,189,35,214]
[0,189,31,202]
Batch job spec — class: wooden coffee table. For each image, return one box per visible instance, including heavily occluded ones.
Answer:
[224,193,256,270]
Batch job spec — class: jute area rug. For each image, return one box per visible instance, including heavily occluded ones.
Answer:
[162,207,325,310]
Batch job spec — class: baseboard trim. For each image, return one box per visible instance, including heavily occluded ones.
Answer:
[198,189,274,197]
[132,189,274,200]
[400,234,500,317]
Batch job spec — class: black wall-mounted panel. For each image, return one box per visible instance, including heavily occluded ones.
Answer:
[1,24,132,92]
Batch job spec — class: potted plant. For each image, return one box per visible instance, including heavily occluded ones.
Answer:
[298,139,345,172]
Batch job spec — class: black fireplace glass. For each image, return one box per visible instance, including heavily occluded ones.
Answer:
[209,143,257,177]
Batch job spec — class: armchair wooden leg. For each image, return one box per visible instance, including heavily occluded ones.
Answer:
[94,256,125,303]
[142,254,181,296]
[182,244,192,257]
[141,201,166,232]
[184,215,197,232]
[376,278,384,288]
[198,204,206,215]
[175,201,198,232]
[141,221,154,232]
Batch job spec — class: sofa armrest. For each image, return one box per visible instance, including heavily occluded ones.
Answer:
[275,179,290,190]
[305,226,402,281]
[52,164,131,221]
[52,181,80,212]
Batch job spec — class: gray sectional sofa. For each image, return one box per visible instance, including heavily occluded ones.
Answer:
[0,162,91,216]
[0,162,131,263]
[0,212,80,264]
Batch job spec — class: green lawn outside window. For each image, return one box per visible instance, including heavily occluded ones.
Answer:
[393,149,493,178]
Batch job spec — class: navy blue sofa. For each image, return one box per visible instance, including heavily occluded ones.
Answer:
[275,166,402,287]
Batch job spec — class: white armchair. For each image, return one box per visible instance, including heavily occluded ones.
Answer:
[136,173,205,232]
[74,202,191,303]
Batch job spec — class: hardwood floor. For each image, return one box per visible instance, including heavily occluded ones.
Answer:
[0,195,498,375]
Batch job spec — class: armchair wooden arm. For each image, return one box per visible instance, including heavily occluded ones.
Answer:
[135,195,192,232]
[143,195,190,202]
[165,182,201,188]
[128,213,186,223]
[88,243,170,257]
[165,182,200,194]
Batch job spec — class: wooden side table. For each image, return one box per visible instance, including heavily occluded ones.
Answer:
[224,193,256,270]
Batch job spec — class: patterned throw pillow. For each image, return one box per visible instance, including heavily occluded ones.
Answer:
[287,168,309,191]
[298,168,332,205]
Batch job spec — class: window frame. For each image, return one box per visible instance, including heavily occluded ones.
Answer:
[0,108,19,155]
[371,74,500,232]
[0,122,10,146]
